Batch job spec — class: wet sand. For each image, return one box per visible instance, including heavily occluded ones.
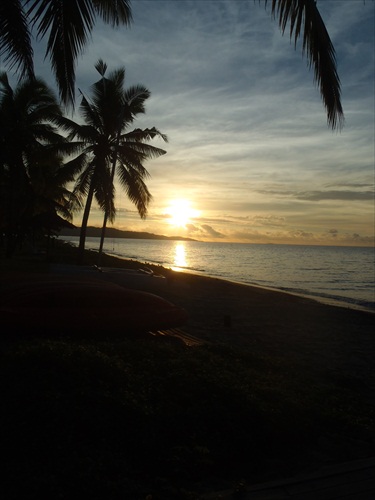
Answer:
[157,267,375,384]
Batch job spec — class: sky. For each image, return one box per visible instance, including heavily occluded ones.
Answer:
[23,1,375,245]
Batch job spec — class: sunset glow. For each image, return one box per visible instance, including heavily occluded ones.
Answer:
[166,199,200,228]
[60,1,373,247]
[173,242,187,269]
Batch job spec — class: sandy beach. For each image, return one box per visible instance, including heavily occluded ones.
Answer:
[160,268,375,372]
[1,252,374,498]
[2,255,374,406]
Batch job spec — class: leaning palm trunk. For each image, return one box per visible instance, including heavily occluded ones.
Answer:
[97,159,117,266]
[78,180,95,265]
[97,168,116,266]
[97,108,124,266]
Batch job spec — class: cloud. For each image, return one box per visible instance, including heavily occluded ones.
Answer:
[296,191,374,202]
[201,224,225,238]
[225,227,374,246]
[328,229,339,238]
[324,181,374,189]
[186,223,225,239]
[223,214,286,227]
[256,188,374,202]
[248,215,286,226]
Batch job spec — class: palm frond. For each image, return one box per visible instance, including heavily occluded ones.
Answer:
[79,93,105,131]
[92,0,133,26]
[56,114,98,144]
[95,174,116,222]
[0,0,34,80]
[124,127,168,144]
[27,1,93,106]
[25,125,64,145]
[106,67,126,91]
[94,58,108,77]
[54,199,75,221]
[52,141,87,160]
[56,153,90,184]
[119,144,167,167]
[115,150,148,178]
[122,85,151,121]
[89,64,127,132]
[0,71,14,100]
[26,1,132,106]
[53,115,83,138]
[265,0,344,129]
[73,162,95,198]
[67,189,84,213]
[117,162,152,219]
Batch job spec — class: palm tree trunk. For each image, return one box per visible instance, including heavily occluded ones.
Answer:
[78,181,95,265]
[97,107,124,266]
[97,211,109,266]
[97,158,117,266]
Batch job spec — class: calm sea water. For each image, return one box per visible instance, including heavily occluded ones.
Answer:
[61,237,375,313]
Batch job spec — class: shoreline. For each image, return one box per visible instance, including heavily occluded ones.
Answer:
[1,245,374,497]
[3,242,374,315]
[34,248,375,349]
[59,237,375,312]
[3,248,374,389]
[101,248,375,315]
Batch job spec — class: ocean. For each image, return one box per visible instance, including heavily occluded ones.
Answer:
[60,237,375,313]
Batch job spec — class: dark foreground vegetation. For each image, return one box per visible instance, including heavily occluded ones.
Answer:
[1,241,374,500]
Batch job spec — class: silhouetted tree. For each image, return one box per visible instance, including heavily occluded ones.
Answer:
[0,72,77,256]
[58,60,167,264]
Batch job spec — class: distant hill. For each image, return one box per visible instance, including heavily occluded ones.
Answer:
[59,226,197,242]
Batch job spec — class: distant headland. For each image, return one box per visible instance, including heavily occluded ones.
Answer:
[59,226,198,242]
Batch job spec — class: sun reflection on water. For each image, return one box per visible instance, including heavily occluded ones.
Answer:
[172,242,187,270]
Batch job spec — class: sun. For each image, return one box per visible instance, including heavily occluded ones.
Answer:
[166,199,199,228]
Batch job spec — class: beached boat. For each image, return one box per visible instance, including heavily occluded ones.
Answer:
[93,266,168,293]
[1,275,187,338]
[49,264,168,293]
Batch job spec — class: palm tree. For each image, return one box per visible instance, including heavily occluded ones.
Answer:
[264,0,344,129]
[0,0,343,127]
[0,0,132,106]
[59,60,167,264]
[0,71,77,256]
[26,149,79,226]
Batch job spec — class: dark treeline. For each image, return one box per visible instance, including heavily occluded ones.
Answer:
[60,226,196,242]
